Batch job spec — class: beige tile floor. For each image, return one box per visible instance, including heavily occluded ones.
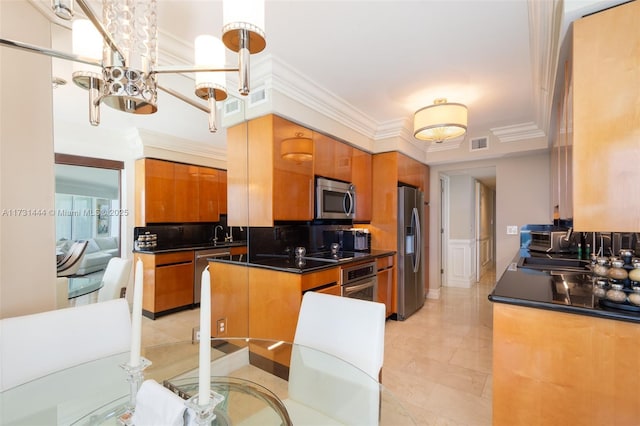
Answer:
[141,267,495,425]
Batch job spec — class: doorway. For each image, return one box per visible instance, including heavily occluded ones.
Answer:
[440,167,496,287]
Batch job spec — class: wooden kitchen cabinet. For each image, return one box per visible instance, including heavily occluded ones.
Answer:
[352,147,372,222]
[198,166,220,222]
[248,266,340,342]
[314,132,352,183]
[136,158,175,224]
[218,170,227,215]
[493,303,640,425]
[135,251,194,319]
[376,254,395,317]
[573,1,640,231]
[135,158,226,225]
[209,261,339,343]
[174,163,199,222]
[227,115,314,226]
[209,261,249,338]
[372,151,429,314]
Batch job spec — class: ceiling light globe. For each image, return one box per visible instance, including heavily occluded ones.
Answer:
[413,100,468,142]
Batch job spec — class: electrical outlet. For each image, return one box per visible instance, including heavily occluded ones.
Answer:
[217,318,227,336]
[507,225,518,235]
[192,326,200,343]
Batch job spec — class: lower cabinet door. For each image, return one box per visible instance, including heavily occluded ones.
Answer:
[155,262,194,312]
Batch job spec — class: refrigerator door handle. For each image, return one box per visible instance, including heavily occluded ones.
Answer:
[411,207,421,273]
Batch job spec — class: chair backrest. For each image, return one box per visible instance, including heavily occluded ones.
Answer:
[293,292,386,378]
[288,292,386,424]
[0,298,131,391]
[56,240,89,277]
[97,257,133,303]
[55,277,69,309]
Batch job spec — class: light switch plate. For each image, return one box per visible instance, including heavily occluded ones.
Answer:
[507,225,518,235]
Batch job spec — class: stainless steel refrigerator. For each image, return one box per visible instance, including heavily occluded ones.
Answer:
[397,186,425,320]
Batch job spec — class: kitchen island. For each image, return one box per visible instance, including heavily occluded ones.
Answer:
[489,250,640,425]
[208,250,395,350]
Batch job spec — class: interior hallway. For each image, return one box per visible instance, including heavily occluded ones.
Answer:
[141,267,496,425]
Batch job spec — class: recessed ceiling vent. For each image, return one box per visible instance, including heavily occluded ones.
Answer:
[470,136,489,151]
[248,86,267,106]
[224,98,241,117]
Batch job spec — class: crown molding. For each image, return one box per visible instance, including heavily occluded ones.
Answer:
[490,122,546,143]
[137,128,227,160]
[253,54,381,140]
[527,0,563,138]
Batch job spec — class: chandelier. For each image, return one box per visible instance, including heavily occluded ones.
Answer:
[0,0,266,132]
[413,98,468,143]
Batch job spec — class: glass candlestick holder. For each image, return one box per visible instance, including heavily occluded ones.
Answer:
[184,391,226,426]
[118,357,152,425]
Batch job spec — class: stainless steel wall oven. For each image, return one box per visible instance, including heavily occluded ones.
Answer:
[340,261,377,301]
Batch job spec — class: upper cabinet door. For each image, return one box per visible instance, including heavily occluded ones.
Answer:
[313,132,352,182]
[573,1,640,231]
[352,147,372,223]
[198,166,220,222]
[273,116,314,221]
[174,163,199,223]
[141,158,175,224]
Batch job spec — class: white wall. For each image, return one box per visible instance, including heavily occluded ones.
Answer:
[0,1,57,317]
[428,151,550,296]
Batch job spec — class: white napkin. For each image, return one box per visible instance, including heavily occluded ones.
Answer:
[131,379,188,426]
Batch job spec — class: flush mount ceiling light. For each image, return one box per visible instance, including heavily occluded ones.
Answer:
[413,98,468,143]
[281,133,313,163]
[0,0,266,133]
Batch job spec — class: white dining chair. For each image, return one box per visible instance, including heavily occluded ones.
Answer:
[285,292,386,425]
[55,276,70,309]
[97,257,133,303]
[0,298,131,392]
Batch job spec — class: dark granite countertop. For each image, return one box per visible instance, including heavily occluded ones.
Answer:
[209,249,396,274]
[489,249,640,324]
[133,240,247,254]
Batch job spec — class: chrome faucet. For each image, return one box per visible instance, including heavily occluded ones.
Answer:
[225,226,234,242]
[213,225,224,243]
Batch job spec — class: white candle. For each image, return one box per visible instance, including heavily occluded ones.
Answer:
[129,258,144,367]
[198,267,211,405]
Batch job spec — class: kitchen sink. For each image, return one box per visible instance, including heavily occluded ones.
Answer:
[517,256,591,272]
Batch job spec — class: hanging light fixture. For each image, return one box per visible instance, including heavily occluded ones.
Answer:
[281,133,313,163]
[413,98,468,143]
[0,0,266,132]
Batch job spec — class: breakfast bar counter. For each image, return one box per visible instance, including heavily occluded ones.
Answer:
[489,249,640,324]
[489,249,640,425]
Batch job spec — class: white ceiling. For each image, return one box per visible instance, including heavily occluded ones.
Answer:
[43,0,627,171]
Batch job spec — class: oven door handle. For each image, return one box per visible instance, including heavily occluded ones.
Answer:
[344,280,375,294]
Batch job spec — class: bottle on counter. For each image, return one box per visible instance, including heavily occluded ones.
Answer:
[577,243,582,260]
[585,243,591,261]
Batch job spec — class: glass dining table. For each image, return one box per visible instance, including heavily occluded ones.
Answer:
[0,338,416,425]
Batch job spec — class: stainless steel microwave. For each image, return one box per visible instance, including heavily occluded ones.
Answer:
[315,177,356,220]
